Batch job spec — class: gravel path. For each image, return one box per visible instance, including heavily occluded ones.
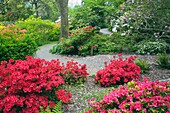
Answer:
[35,44,169,79]
[35,44,170,113]
[99,28,112,35]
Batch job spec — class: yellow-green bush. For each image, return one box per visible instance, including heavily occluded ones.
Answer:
[0,22,4,30]
[0,24,38,61]
[16,16,60,46]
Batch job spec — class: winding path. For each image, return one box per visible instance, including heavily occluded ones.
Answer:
[35,44,114,75]
[35,43,170,81]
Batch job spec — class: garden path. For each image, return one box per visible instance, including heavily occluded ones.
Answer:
[35,44,170,82]
[35,43,113,75]
[99,28,112,35]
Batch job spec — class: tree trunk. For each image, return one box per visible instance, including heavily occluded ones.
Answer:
[35,1,38,17]
[33,0,39,17]
[56,0,69,39]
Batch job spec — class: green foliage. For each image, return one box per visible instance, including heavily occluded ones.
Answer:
[50,26,141,56]
[134,58,150,74]
[110,0,170,51]
[50,26,96,56]
[0,24,38,61]
[0,17,60,61]
[83,88,112,102]
[16,16,60,46]
[134,41,169,55]
[50,26,122,56]
[70,0,124,29]
[0,0,59,22]
[37,0,60,21]
[40,101,62,113]
[157,53,170,69]
[0,37,37,61]
[0,0,33,21]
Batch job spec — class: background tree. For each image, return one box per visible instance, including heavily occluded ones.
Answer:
[56,0,69,39]
[30,0,59,21]
[0,0,33,22]
[111,0,170,42]
[0,0,60,22]
[70,0,124,29]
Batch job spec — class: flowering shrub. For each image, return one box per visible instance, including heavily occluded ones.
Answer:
[50,26,97,56]
[134,41,169,55]
[0,24,38,61]
[86,79,170,113]
[61,60,89,85]
[0,24,27,39]
[56,90,72,103]
[0,57,71,113]
[50,26,119,56]
[94,54,140,87]
[17,16,60,45]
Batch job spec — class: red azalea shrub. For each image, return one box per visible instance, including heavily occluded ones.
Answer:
[61,60,89,85]
[86,79,170,113]
[94,55,140,87]
[0,56,72,113]
[56,89,72,103]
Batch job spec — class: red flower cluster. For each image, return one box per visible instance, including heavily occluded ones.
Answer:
[56,89,72,103]
[87,78,170,113]
[61,61,89,84]
[94,55,140,87]
[69,46,73,49]
[83,26,94,32]
[69,26,95,37]
[0,56,72,113]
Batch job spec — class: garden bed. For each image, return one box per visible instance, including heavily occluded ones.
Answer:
[60,54,170,113]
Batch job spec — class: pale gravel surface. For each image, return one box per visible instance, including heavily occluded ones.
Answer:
[35,44,170,113]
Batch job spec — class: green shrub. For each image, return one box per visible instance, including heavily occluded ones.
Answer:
[50,26,96,56]
[0,24,38,61]
[134,41,169,55]
[16,16,60,46]
[157,53,170,69]
[110,0,170,46]
[50,26,121,56]
[134,58,150,73]
[111,34,137,53]
[50,26,138,56]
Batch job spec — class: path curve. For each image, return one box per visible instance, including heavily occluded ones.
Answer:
[35,44,113,75]
[34,44,170,82]
[99,28,112,35]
